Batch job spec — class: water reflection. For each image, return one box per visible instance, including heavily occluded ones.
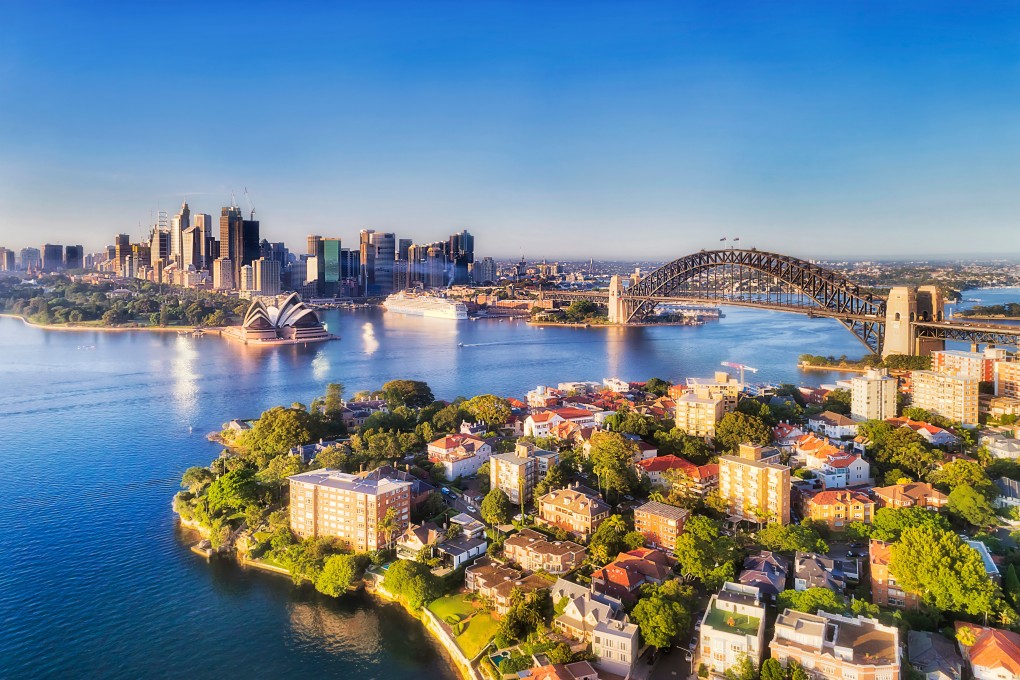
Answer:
[170,335,201,418]
[362,322,379,354]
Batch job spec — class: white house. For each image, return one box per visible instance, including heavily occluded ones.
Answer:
[427,434,492,479]
[807,411,859,439]
[700,582,767,677]
[819,453,871,489]
[592,618,639,677]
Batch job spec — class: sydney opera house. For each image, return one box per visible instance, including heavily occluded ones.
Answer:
[223,293,334,344]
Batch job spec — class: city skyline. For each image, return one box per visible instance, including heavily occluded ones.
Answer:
[3,3,1020,258]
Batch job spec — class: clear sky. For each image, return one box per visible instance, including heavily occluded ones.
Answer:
[1,1,1019,260]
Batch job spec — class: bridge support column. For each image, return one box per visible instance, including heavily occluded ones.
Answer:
[608,275,625,324]
[883,286,945,358]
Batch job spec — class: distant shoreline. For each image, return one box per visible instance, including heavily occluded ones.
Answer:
[0,313,217,334]
[797,362,871,374]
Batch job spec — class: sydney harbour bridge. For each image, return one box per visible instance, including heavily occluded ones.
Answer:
[538,248,1020,357]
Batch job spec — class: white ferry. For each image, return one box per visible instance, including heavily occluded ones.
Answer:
[382,291,468,320]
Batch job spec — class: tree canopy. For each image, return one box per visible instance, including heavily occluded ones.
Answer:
[463,394,512,429]
[631,580,694,649]
[714,412,771,453]
[381,380,435,409]
[589,431,638,498]
[869,506,950,542]
[777,588,845,615]
[673,515,737,590]
[481,488,512,525]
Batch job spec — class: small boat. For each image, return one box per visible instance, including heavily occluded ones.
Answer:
[458,342,464,347]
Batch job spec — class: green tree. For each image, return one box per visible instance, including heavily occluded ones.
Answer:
[674,515,737,590]
[588,515,642,566]
[822,389,852,415]
[756,523,828,554]
[589,431,638,498]
[645,377,672,397]
[724,656,758,680]
[257,454,303,491]
[760,658,785,680]
[777,588,846,614]
[481,488,512,526]
[323,382,345,419]
[947,484,996,527]
[181,466,214,493]
[313,444,350,470]
[381,380,435,409]
[714,412,771,453]
[241,406,316,465]
[315,553,370,596]
[631,590,689,649]
[930,459,996,499]
[378,507,401,548]
[382,559,444,609]
[1006,564,1020,607]
[869,506,951,542]
[535,462,568,497]
[890,525,998,616]
[206,467,259,513]
[463,394,512,429]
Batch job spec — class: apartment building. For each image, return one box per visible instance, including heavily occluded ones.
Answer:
[687,372,742,411]
[770,610,901,680]
[851,368,898,421]
[911,370,980,425]
[427,433,492,479]
[633,500,689,552]
[288,468,411,551]
[490,442,559,505]
[675,393,725,438]
[634,455,719,495]
[464,557,552,614]
[996,360,1020,400]
[719,444,791,525]
[803,489,875,531]
[503,528,586,574]
[870,540,919,610]
[932,348,1006,383]
[592,618,639,677]
[536,484,610,540]
[700,582,767,677]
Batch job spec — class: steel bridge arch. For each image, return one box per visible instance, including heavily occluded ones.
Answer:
[625,248,887,354]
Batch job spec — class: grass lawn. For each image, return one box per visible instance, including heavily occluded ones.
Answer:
[456,613,500,658]
[704,606,760,635]
[428,594,476,621]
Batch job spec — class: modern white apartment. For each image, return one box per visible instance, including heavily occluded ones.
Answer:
[700,582,766,677]
[850,368,898,421]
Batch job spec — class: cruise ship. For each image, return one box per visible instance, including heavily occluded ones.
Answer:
[382,291,468,320]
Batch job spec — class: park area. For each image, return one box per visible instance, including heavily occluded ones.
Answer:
[428,593,501,658]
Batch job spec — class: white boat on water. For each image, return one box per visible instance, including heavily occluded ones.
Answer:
[382,291,468,320]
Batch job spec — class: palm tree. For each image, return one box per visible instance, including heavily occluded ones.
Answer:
[378,507,400,549]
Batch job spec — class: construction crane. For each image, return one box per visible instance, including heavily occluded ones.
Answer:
[721,361,758,384]
[244,187,256,220]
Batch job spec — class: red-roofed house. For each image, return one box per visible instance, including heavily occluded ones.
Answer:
[886,417,962,447]
[956,623,1020,680]
[525,408,599,437]
[427,434,492,479]
[634,455,719,496]
[591,548,672,602]
[774,422,807,448]
[794,434,870,488]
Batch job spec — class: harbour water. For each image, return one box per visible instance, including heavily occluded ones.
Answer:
[0,288,1016,679]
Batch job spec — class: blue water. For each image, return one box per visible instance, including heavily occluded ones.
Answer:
[1,293,1004,679]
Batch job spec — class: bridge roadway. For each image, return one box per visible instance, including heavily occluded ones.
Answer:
[540,289,883,322]
[541,289,1020,348]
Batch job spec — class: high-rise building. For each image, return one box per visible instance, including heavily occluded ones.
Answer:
[489,442,559,505]
[63,245,84,271]
[114,234,131,274]
[149,227,170,268]
[254,257,281,296]
[170,201,190,267]
[193,213,214,269]
[0,247,15,271]
[340,248,360,297]
[182,226,202,270]
[850,368,898,421]
[242,219,260,270]
[370,232,396,295]
[219,205,244,282]
[995,360,1020,399]
[426,245,447,288]
[288,468,412,550]
[448,229,474,284]
[359,229,375,294]
[307,234,322,256]
[719,444,791,524]
[675,393,725,437]
[41,244,64,272]
[239,264,254,292]
[212,258,234,290]
[910,370,979,425]
[397,238,412,262]
[473,256,496,284]
[19,247,41,271]
[931,348,1006,383]
[321,237,342,296]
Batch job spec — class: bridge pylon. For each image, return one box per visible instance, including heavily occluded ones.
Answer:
[608,275,626,324]
[882,286,946,358]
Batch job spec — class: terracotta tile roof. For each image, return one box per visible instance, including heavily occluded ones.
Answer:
[540,487,610,517]
[807,489,872,507]
[811,411,857,427]
[529,412,556,423]
[636,454,698,475]
[872,482,947,505]
[429,433,487,450]
[552,407,597,420]
[957,623,1020,676]
[825,454,863,469]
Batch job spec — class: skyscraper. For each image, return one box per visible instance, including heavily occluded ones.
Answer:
[254,257,281,296]
[242,218,260,270]
[182,226,202,270]
[307,234,322,256]
[239,264,254,292]
[41,244,64,272]
[193,213,214,269]
[19,247,41,271]
[114,233,131,274]
[149,227,170,268]
[359,229,375,295]
[212,258,234,290]
[63,245,84,271]
[170,201,190,267]
[370,231,396,295]
[448,229,474,284]
[473,256,496,284]
[0,247,15,271]
[321,238,342,296]
[219,205,244,283]
[426,245,447,288]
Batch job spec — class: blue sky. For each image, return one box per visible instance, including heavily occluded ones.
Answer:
[1,1,1019,259]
